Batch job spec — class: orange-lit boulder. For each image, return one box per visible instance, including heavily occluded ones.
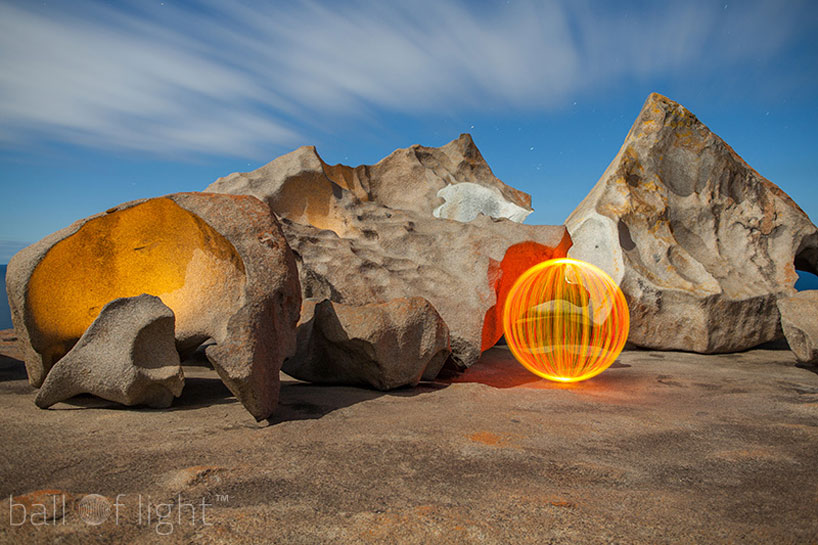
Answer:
[6,192,301,420]
[35,294,183,409]
[284,297,450,390]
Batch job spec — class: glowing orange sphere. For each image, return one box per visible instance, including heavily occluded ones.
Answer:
[502,258,629,383]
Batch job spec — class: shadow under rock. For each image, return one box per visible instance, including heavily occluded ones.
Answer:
[755,338,792,351]
[266,377,449,425]
[0,329,27,383]
[436,346,544,389]
[169,371,237,410]
[0,354,27,382]
[795,362,818,376]
[439,346,633,390]
[39,367,238,412]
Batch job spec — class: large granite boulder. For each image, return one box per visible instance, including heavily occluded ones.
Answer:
[284,297,450,390]
[7,192,301,420]
[206,133,533,225]
[566,93,818,353]
[35,294,184,409]
[208,138,570,369]
[777,291,818,364]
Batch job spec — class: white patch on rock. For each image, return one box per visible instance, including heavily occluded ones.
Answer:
[433,182,532,223]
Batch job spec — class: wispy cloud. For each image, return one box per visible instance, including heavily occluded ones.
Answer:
[0,0,810,157]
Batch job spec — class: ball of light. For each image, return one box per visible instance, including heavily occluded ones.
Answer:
[502,258,629,383]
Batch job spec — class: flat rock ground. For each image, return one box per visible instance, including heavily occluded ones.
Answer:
[0,328,817,544]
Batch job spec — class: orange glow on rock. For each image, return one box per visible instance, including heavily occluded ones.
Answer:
[502,258,629,383]
[25,198,246,371]
[480,237,572,352]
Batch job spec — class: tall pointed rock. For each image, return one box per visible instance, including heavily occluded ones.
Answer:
[567,93,818,353]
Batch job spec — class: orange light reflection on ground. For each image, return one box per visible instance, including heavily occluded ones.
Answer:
[502,258,629,383]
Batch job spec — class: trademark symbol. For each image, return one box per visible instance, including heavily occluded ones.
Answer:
[216,494,229,503]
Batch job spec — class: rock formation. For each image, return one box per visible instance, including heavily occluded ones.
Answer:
[284,297,450,390]
[7,192,301,420]
[206,133,533,227]
[279,211,569,368]
[207,135,570,370]
[566,93,818,353]
[35,294,184,409]
[777,291,818,364]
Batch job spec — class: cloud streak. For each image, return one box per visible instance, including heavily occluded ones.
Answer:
[0,0,810,157]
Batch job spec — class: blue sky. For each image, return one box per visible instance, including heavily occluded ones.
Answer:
[1,0,817,266]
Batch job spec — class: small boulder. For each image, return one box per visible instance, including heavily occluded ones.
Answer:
[35,294,183,409]
[778,291,818,364]
[283,297,450,390]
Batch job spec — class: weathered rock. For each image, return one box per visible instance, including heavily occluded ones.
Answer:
[209,139,570,369]
[282,209,569,368]
[566,93,818,353]
[206,133,533,225]
[7,192,301,420]
[35,295,184,408]
[284,297,450,390]
[777,291,818,364]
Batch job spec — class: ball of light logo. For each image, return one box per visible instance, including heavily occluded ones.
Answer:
[502,258,629,383]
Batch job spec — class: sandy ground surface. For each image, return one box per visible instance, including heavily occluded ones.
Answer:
[0,328,817,544]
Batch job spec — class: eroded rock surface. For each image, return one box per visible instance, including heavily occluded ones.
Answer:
[35,294,183,409]
[206,133,533,226]
[566,93,818,353]
[284,297,450,390]
[7,192,301,420]
[209,138,569,369]
[778,291,818,364]
[281,210,569,368]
